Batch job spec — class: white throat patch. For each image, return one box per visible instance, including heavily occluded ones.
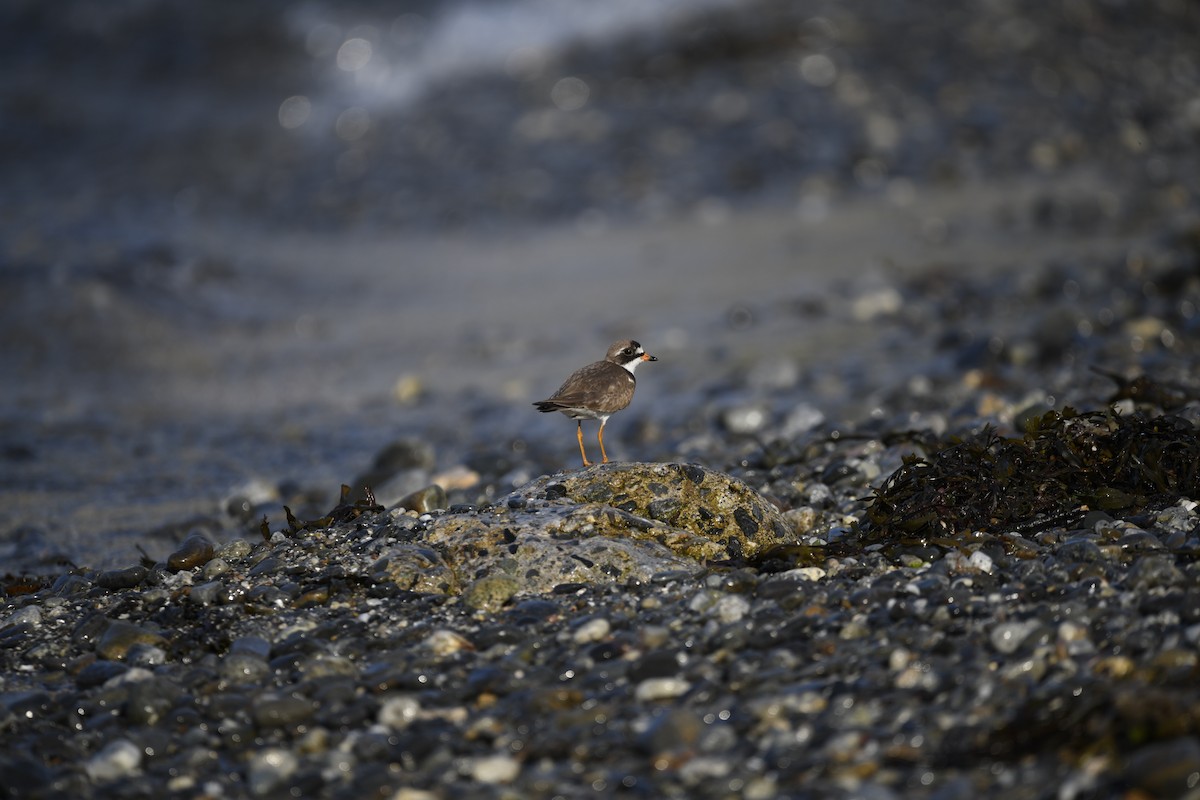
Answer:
[621,355,645,375]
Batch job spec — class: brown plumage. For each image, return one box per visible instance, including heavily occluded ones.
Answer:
[534,339,658,466]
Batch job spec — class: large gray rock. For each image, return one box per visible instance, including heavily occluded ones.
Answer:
[403,462,793,598]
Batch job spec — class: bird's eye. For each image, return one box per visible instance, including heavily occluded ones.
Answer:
[623,348,635,356]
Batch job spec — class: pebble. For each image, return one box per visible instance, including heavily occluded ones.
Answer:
[188,581,225,606]
[96,565,148,590]
[468,754,521,784]
[778,567,826,582]
[251,693,315,730]
[219,539,253,560]
[635,677,692,702]
[422,628,474,656]
[2,605,41,628]
[202,557,232,579]
[722,404,770,434]
[248,748,299,796]
[989,620,1046,655]
[638,707,704,755]
[96,621,169,660]
[572,616,611,644]
[378,695,421,728]
[220,653,271,684]
[711,594,752,624]
[1127,555,1185,590]
[84,739,142,783]
[783,506,818,535]
[394,485,448,514]
[1121,737,1200,798]
[167,532,216,571]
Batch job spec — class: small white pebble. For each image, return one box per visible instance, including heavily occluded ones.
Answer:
[422,628,473,656]
[85,739,142,783]
[888,647,914,671]
[712,595,751,624]
[635,677,691,702]
[839,616,870,640]
[248,748,299,796]
[687,590,717,613]
[572,617,611,644]
[469,754,520,784]
[393,789,441,800]
[679,755,733,782]
[791,567,827,581]
[1058,621,1088,642]
[967,550,994,573]
[378,695,421,728]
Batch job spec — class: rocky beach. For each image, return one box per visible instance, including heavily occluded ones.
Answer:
[2,1,1200,797]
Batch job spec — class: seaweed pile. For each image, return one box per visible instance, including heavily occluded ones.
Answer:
[864,407,1200,548]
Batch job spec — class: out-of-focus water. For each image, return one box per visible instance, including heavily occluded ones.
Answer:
[1,0,1196,570]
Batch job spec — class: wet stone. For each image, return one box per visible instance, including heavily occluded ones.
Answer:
[96,565,148,590]
[571,616,611,644]
[84,739,142,783]
[629,649,682,682]
[189,580,225,606]
[126,643,167,667]
[76,660,130,688]
[378,695,421,729]
[247,557,282,578]
[202,557,232,579]
[2,605,42,629]
[1121,737,1200,798]
[1126,554,1185,590]
[124,677,181,725]
[635,676,691,702]
[251,693,316,730]
[220,653,271,685]
[230,636,272,659]
[469,754,521,784]
[96,621,169,661]
[168,532,216,571]
[722,404,770,434]
[638,707,705,755]
[394,485,448,514]
[1055,539,1106,564]
[989,619,1049,655]
[298,653,357,680]
[248,748,300,796]
[218,539,253,560]
[51,574,91,597]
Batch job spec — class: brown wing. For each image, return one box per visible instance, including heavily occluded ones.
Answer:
[540,361,635,413]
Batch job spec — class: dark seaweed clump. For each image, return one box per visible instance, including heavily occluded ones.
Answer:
[862,408,1200,547]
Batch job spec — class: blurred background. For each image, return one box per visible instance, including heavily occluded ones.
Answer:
[2,0,1198,569]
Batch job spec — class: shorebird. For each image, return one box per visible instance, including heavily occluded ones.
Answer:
[533,340,658,466]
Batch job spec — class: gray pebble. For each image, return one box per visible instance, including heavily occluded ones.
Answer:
[84,739,142,783]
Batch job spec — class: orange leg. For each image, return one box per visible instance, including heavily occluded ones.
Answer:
[576,421,592,467]
[597,420,609,463]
